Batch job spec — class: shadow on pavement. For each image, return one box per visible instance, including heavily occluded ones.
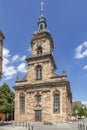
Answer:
[0,121,12,126]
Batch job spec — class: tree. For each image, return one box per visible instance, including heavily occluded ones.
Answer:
[78,107,85,117]
[0,83,14,114]
[72,104,87,117]
[72,105,80,116]
[84,107,87,117]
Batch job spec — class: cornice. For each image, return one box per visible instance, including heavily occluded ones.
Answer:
[14,80,70,90]
[26,53,57,69]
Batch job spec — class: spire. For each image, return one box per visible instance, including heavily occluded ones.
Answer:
[33,1,48,35]
[38,0,47,32]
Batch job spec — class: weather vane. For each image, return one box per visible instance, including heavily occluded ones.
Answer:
[40,0,44,16]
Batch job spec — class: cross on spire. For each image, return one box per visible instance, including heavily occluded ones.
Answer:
[40,0,44,16]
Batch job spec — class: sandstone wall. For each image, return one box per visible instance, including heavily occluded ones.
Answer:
[14,84,71,122]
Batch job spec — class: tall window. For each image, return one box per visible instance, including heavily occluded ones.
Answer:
[40,24,43,30]
[19,93,25,114]
[36,65,42,80]
[37,47,42,55]
[54,94,60,113]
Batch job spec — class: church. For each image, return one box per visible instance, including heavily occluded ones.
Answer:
[14,2,72,122]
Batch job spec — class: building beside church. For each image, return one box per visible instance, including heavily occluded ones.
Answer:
[14,2,72,122]
[0,31,5,80]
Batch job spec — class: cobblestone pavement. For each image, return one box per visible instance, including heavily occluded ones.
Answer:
[31,122,79,130]
[0,126,27,130]
[0,126,77,130]
[0,122,79,130]
[1,120,87,130]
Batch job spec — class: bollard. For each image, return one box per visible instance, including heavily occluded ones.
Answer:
[83,124,85,130]
[28,123,30,129]
[80,124,82,130]
[28,126,30,130]
[86,126,87,130]
[78,124,80,129]
[29,125,32,130]
[25,122,27,128]
[23,122,24,127]
[19,121,21,126]
[15,121,17,126]
[31,126,33,130]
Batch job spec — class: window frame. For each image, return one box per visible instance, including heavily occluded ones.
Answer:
[53,92,60,113]
[36,65,42,80]
[37,46,42,55]
[19,93,25,114]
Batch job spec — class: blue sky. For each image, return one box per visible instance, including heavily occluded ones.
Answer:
[0,0,87,105]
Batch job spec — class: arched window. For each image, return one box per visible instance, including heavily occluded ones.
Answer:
[40,24,43,30]
[19,93,25,114]
[37,47,42,55]
[54,93,60,113]
[36,65,42,80]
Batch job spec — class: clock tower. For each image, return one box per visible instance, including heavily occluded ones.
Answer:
[26,12,56,82]
[14,2,72,122]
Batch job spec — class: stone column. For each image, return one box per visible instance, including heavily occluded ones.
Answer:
[0,31,5,80]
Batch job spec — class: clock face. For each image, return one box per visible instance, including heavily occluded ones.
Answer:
[37,42,42,47]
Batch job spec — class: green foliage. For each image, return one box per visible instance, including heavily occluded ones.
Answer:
[0,83,14,113]
[78,107,85,117]
[72,105,80,116]
[72,104,87,117]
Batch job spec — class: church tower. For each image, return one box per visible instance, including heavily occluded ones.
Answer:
[26,2,56,83]
[14,2,72,122]
[0,31,5,80]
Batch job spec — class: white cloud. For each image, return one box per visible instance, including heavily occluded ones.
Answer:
[12,55,26,62]
[74,41,87,59]
[3,48,17,79]
[2,47,27,80]
[3,47,11,58]
[12,55,19,62]
[82,101,87,106]
[3,57,9,66]
[3,47,10,65]
[3,66,17,80]
[11,55,26,63]
[17,63,27,73]
[27,46,31,53]
[20,55,26,61]
[83,65,87,70]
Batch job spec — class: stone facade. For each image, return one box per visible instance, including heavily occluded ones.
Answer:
[0,31,5,80]
[14,9,72,122]
[14,82,72,122]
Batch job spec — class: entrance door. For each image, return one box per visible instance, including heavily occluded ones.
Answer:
[35,110,42,121]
